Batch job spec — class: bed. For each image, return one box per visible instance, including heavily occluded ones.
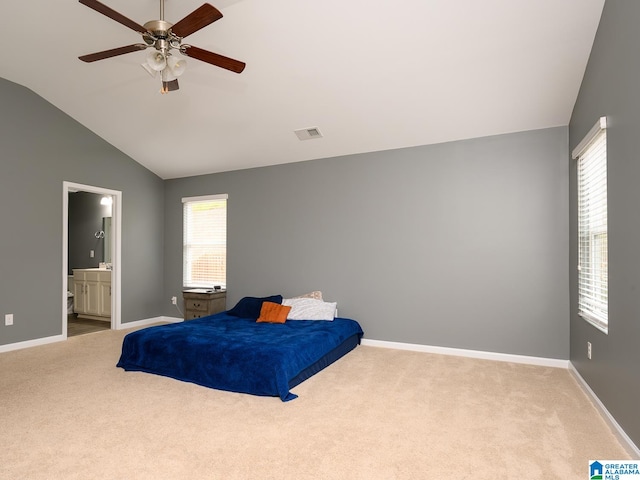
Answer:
[116,302,364,401]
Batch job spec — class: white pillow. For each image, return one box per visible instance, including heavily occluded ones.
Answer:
[292,290,323,301]
[282,298,337,321]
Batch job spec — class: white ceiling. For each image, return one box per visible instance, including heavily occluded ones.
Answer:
[1,0,604,179]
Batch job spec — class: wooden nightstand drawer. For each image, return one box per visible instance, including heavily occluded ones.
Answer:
[185,310,208,320]
[185,299,208,311]
[183,289,227,321]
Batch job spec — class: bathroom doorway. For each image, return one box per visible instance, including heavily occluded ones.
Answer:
[62,181,122,338]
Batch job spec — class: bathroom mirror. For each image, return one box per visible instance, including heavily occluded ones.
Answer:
[103,217,112,264]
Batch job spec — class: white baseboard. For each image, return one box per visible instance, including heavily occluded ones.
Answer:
[0,317,184,353]
[569,363,640,458]
[117,316,183,330]
[361,338,570,368]
[3,323,635,456]
[360,338,638,456]
[0,334,65,353]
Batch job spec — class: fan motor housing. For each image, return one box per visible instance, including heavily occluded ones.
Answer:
[144,20,173,38]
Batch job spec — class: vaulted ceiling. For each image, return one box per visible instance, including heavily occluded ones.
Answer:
[1,0,605,179]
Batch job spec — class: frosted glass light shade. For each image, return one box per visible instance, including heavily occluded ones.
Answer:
[167,56,187,77]
[141,62,158,78]
[161,67,177,82]
[146,50,167,71]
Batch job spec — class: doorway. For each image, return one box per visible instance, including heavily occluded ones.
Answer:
[62,181,122,338]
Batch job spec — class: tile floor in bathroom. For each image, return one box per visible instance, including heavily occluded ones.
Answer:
[67,315,110,337]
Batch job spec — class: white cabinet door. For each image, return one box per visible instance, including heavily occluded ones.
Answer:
[73,277,86,314]
[73,269,111,320]
[85,280,101,315]
[99,282,111,316]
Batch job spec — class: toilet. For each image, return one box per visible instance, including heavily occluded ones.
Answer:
[67,291,74,315]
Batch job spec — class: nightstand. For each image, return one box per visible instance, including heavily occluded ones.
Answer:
[183,289,227,320]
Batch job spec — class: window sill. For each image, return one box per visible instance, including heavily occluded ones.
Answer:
[580,314,608,335]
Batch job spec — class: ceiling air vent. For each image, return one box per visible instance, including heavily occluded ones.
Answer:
[294,127,323,141]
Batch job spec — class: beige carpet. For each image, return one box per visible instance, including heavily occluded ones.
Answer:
[0,326,631,479]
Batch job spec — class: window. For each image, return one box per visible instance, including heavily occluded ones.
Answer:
[572,117,608,333]
[183,194,227,288]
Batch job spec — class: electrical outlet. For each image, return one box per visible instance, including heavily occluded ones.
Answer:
[171,296,177,305]
[587,341,592,360]
[5,314,13,326]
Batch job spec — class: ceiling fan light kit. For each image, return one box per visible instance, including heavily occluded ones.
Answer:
[78,0,245,94]
[146,50,168,72]
[167,56,187,77]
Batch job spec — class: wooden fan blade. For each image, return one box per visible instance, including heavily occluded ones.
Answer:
[79,44,148,62]
[79,0,147,34]
[162,79,180,93]
[171,4,223,39]
[181,45,245,73]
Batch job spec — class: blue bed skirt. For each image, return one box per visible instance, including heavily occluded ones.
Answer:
[117,313,364,401]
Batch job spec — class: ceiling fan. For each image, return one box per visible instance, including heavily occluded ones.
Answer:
[78,0,246,93]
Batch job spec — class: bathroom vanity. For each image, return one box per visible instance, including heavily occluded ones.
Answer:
[73,268,111,321]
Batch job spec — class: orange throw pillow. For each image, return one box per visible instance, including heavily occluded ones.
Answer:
[256,301,291,324]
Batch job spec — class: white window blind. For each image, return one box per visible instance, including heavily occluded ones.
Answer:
[573,117,608,333]
[183,194,227,288]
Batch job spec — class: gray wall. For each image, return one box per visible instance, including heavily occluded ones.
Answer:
[569,0,640,446]
[164,127,569,359]
[0,77,165,346]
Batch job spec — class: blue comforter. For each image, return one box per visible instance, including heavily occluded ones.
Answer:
[117,313,364,401]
